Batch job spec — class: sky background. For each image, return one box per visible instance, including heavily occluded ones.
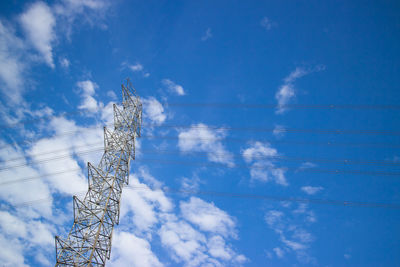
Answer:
[0,0,400,266]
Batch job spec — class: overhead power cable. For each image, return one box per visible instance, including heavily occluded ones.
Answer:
[2,133,400,152]
[2,144,400,168]
[165,102,400,110]
[2,102,400,129]
[3,120,400,135]
[148,123,400,136]
[1,155,400,185]
[7,185,400,210]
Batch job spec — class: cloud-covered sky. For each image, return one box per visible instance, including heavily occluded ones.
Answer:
[0,1,399,266]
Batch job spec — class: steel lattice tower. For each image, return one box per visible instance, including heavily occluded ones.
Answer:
[55,80,142,266]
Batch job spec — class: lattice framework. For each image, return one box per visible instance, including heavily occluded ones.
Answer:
[55,80,142,266]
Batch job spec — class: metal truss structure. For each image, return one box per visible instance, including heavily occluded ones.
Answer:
[55,80,142,266]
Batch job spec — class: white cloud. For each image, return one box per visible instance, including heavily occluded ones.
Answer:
[0,208,57,266]
[201,28,212,41]
[260,17,273,31]
[0,234,28,267]
[159,216,207,265]
[77,80,102,113]
[207,235,235,260]
[130,63,144,72]
[275,66,325,114]
[142,97,167,125]
[120,175,173,233]
[178,123,234,167]
[159,212,246,267]
[0,21,26,103]
[301,186,323,195]
[180,197,236,238]
[121,61,150,77]
[110,231,163,267]
[298,162,317,170]
[0,141,53,218]
[53,0,108,37]
[119,168,245,267]
[265,205,317,263]
[162,79,185,96]
[273,247,285,258]
[60,57,70,68]
[20,2,56,68]
[181,175,201,192]
[107,90,117,100]
[242,142,287,185]
[273,125,285,138]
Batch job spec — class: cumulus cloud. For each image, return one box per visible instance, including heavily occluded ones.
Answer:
[116,167,245,267]
[162,79,185,96]
[110,231,163,267]
[275,66,325,114]
[20,2,56,68]
[0,21,26,103]
[142,97,167,125]
[180,197,236,238]
[242,142,287,185]
[159,213,246,267]
[77,80,101,113]
[178,123,234,167]
[0,209,57,266]
[301,186,323,195]
[130,63,144,72]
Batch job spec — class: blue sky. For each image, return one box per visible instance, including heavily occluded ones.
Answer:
[0,0,399,266]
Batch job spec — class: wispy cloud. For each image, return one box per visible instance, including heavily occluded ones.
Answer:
[162,79,185,96]
[265,204,317,264]
[273,125,286,138]
[275,66,325,114]
[122,62,150,77]
[242,142,287,185]
[301,186,323,195]
[260,17,274,31]
[201,27,212,41]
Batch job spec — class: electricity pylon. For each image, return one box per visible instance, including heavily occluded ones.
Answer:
[55,80,142,266]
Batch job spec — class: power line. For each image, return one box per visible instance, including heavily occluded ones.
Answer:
[2,132,400,153]
[1,156,400,185]
[3,120,400,136]
[2,144,400,168]
[7,185,400,210]
[166,102,400,110]
[136,158,400,176]
[0,168,82,186]
[2,102,400,129]
[149,123,400,136]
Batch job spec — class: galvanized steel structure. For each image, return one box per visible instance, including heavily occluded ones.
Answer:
[55,80,142,266]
